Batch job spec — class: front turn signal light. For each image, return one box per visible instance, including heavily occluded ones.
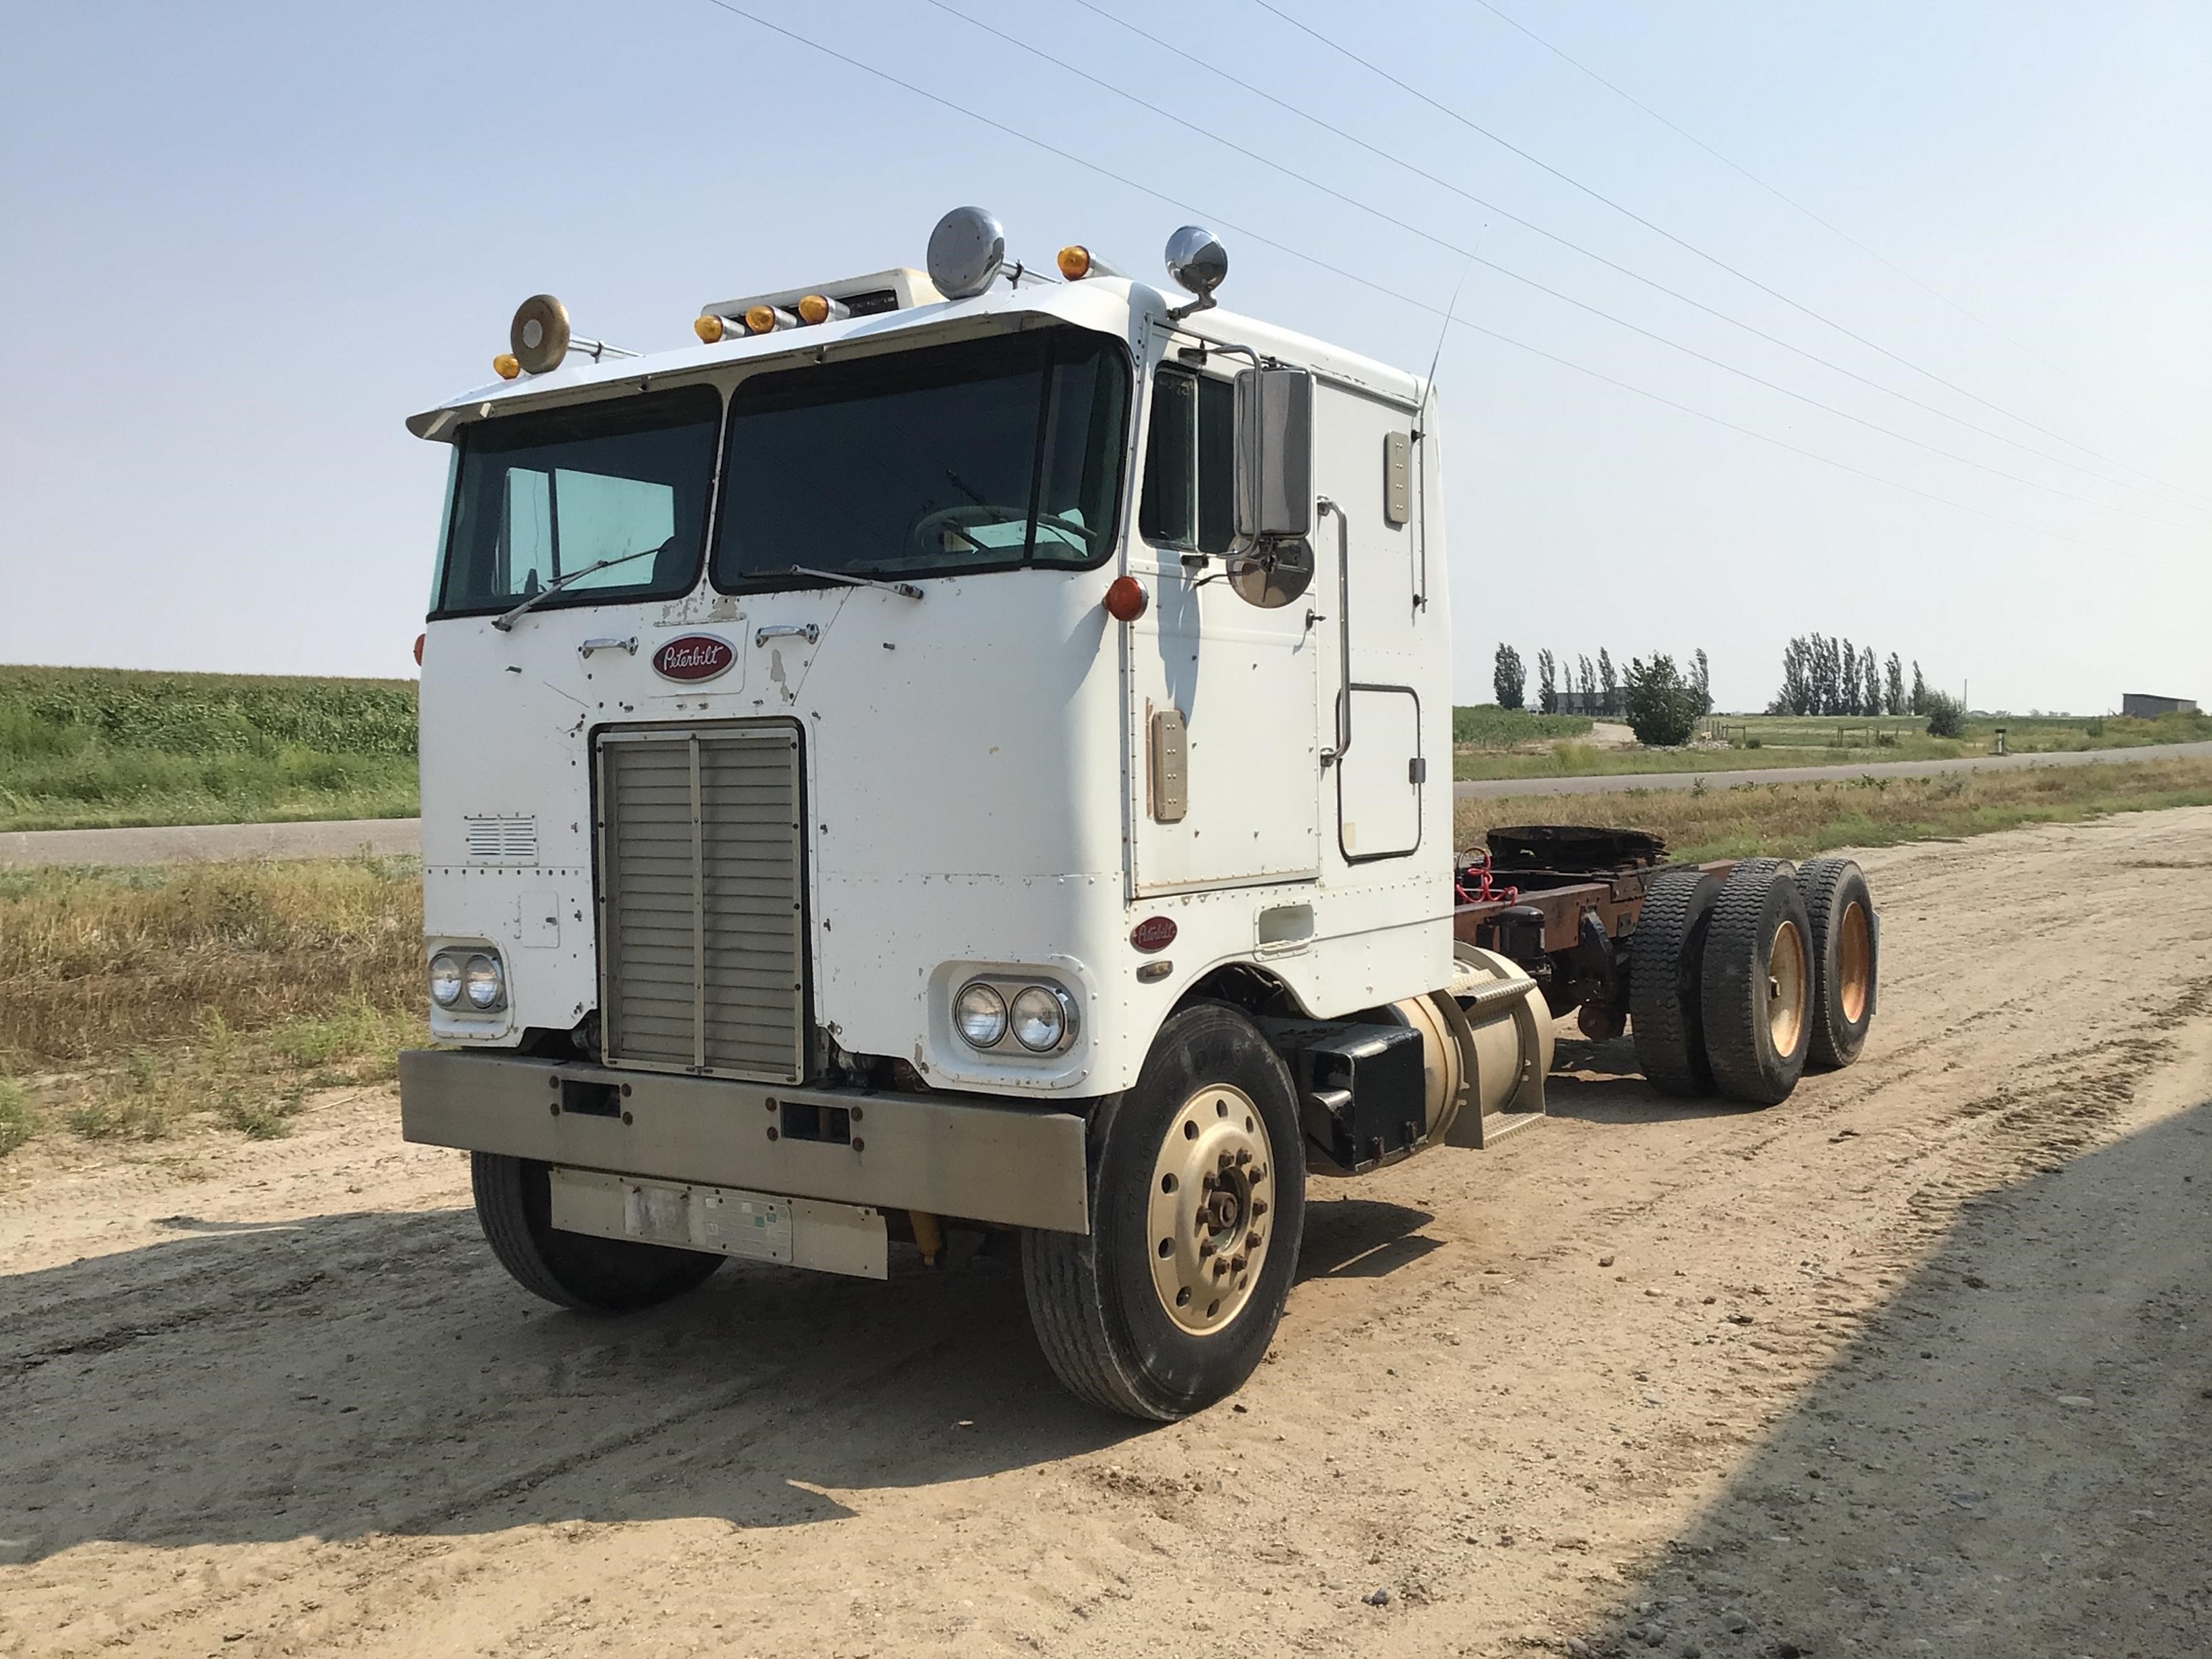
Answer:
[1057,245,1092,280]
[694,314,728,344]
[1103,575,1149,621]
[491,353,521,380]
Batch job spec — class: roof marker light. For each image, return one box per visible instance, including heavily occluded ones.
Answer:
[745,304,797,335]
[1058,245,1092,280]
[796,293,849,325]
[492,354,521,380]
[694,314,728,344]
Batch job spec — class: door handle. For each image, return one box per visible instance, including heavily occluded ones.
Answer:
[754,623,821,648]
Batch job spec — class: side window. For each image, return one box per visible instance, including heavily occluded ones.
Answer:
[1139,369,1237,554]
[1138,371,1195,546]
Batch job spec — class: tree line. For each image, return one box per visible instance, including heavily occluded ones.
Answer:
[1767,635,1963,735]
[1492,644,1712,746]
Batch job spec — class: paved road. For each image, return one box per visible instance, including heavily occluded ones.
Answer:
[3,741,2206,863]
[0,817,422,867]
[1452,738,2212,799]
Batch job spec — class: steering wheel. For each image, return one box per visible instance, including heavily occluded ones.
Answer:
[908,503,1095,556]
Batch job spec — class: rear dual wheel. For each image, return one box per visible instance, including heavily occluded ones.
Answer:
[1797,857,1877,1068]
[1700,863,1814,1105]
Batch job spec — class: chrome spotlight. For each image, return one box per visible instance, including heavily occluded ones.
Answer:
[1164,225,1228,317]
[927,206,1006,300]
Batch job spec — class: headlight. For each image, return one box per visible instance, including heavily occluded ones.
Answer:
[428,951,464,1007]
[955,981,1007,1048]
[462,952,505,1010]
[1010,984,1076,1052]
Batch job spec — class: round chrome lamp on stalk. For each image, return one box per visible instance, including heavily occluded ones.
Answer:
[1163,225,1229,319]
[927,206,1007,300]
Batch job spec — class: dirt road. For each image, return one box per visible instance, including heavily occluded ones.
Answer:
[4,807,2209,1658]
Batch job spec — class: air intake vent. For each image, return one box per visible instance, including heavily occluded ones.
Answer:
[595,724,805,1083]
[464,815,538,864]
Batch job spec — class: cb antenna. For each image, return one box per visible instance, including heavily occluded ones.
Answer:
[1415,263,1470,441]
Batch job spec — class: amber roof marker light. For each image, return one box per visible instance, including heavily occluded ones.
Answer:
[1057,245,1126,281]
[693,314,728,344]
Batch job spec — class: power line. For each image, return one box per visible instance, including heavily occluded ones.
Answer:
[1247,0,2211,508]
[1070,0,2211,520]
[918,0,2202,532]
[691,0,2160,560]
[1464,0,2091,392]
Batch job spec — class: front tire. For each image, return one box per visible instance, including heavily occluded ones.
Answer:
[471,1152,724,1312]
[1022,1004,1308,1420]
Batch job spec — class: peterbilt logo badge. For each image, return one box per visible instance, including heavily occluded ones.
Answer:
[1130,916,1177,953]
[651,635,735,682]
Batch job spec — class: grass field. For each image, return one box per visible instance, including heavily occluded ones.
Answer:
[1451,705,1594,746]
[0,854,422,1149]
[1454,754,2212,864]
[0,664,419,832]
[1454,705,2211,781]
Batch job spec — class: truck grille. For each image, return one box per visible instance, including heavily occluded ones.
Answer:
[595,724,806,1082]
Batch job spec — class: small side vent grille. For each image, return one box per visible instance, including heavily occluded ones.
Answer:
[464,815,538,863]
[596,725,805,1082]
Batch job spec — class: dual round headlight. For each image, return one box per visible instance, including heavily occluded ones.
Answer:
[430,949,505,1012]
[954,978,1078,1054]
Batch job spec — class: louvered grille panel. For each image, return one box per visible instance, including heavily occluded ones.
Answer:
[596,725,805,1082]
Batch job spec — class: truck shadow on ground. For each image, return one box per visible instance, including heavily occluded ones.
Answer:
[1560,1097,2212,1658]
[1546,1034,1746,1123]
[0,1191,1431,1559]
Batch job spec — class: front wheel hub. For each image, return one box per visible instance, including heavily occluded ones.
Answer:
[1148,1084,1277,1335]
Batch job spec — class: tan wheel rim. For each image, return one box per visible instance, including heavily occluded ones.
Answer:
[1836,900,1871,1023]
[1147,1084,1276,1336]
[1767,918,1807,1055]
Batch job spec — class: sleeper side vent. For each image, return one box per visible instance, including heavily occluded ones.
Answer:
[464,815,539,865]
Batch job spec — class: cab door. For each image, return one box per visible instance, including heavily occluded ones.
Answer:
[1126,359,1321,897]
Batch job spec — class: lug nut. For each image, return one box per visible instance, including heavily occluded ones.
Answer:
[1246,1230,1262,1249]
[1198,1239,1216,1258]
[1235,1148,1252,1166]
[1213,1258,1229,1278]
[1218,1151,1235,1172]
[1251,1199,1269,1218]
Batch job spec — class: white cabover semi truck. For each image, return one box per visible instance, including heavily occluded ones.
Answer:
[401,208,1878,1420]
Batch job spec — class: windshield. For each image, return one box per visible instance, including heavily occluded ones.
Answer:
[434,385,720,617]
[712,325,1128,588]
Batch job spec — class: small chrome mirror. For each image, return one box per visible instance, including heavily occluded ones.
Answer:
[1233,367,1314,545]
[510,294,572,375]
[1163,226,1227,314]
[1227,538,1315,609]
[928,206,1006,300]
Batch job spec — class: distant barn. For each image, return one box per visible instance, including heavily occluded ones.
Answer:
[2121,692,2199,718]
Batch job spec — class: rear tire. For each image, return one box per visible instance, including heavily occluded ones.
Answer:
[1699,864,1814,1106]
[1629,867,1721,1097]
[1797,857,1877,1068]
[471,1152,723,1312]
[1022,1004,1307,1420]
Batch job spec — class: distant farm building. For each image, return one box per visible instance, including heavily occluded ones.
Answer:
[2121,693,2198,718]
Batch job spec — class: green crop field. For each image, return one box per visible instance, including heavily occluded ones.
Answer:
[0,665,419,833]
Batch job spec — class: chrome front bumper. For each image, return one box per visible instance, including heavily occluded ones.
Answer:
[398,1050,1091,1233]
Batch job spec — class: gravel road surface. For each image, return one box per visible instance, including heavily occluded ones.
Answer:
[1454,736,2212,798]
[3,806,2210,1656]
[0,818,420,867]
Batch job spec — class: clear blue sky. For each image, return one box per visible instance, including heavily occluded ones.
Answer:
[2,1,2205,713]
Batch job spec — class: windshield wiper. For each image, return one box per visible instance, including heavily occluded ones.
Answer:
[493,543,667,632]
[787,565,926,601]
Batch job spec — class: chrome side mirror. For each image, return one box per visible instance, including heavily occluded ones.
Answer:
[1233,367,1314,544]
[1227,538,1315,609]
